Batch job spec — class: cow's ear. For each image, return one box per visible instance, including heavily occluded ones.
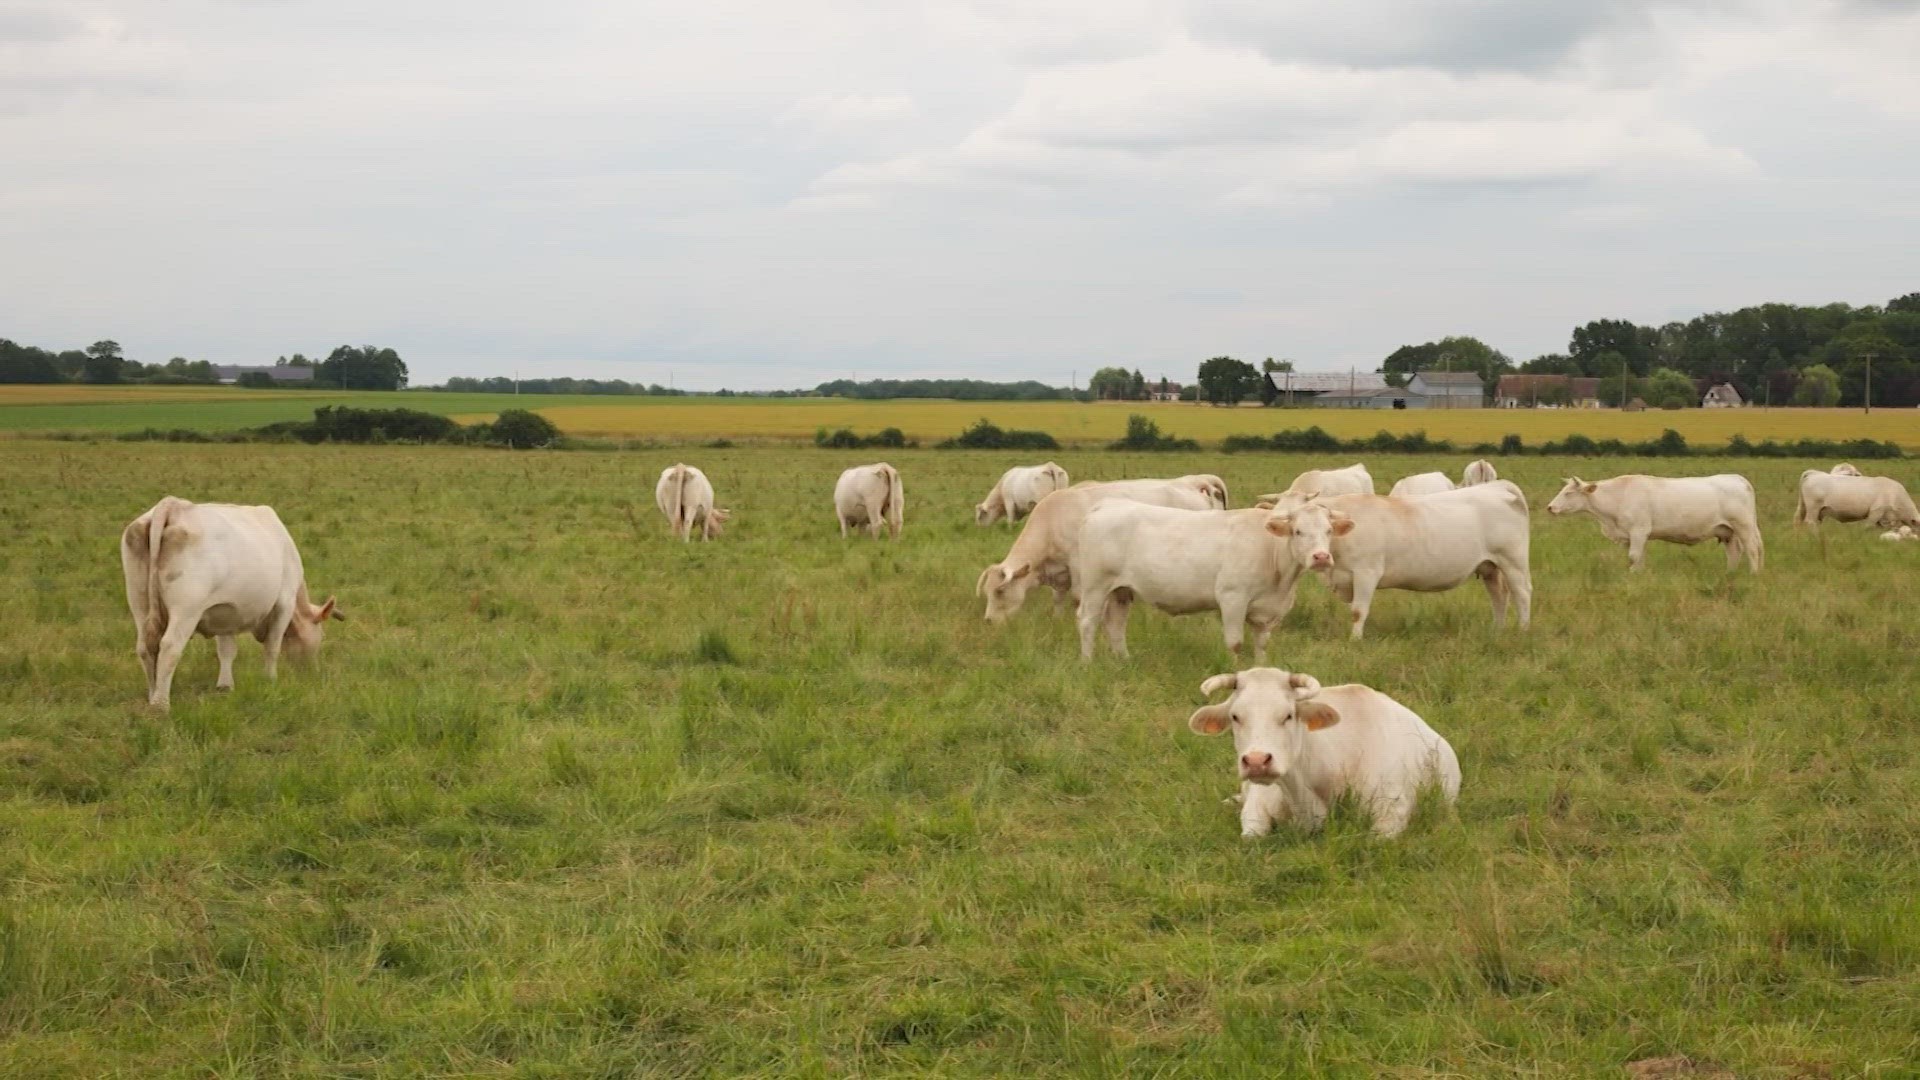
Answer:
[317,596,341,621]
[1009,563,1031,580]
[1329,512,1356,536]
[1298,700,1340,730]
[976,566,1003,596]
[1188,702,1231,736]
[1582,482,1597,494]
[1265,514,1292,537]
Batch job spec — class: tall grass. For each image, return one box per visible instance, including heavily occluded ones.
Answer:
[0,444,1917,1073]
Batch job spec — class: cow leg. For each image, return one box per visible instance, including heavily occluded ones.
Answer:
[1505,566,1534,630]
[1075,592,1105,661]
[1478,565,1507,626]
[1050,581,1070,617]
[1239,782,1283,838]
[1102,592,1132,658]
[1723,534,1740,572]
[149,616,199,710]
[262,607,296,680]
[1626,529,1651,571]
[1742,526,1763,573]
[1219,597,1249,660]
[1250,618,1276,664]
[214,634,238,691]
[1346,574,1379,640]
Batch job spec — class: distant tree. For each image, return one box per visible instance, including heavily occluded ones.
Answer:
[1643,367,1696,409]
[1519,353,1581,375]
[81,340,126,384]
[1792,363,1841,407]
[0,339,65,383]
[1382,336,1512,393]
[1130,369,1147,400]
[1196,356,1261,405]
[1595,352,1638,407]
[1087,366,1133,401]
[318,345,408,390]
[1887,292,1920,315]
[1258,358,1290,405]
[278,353,314,367]
[1178,384,1198,402]
[236,371,277,389]
[488,409,561,448]
[1569,319,1660,376]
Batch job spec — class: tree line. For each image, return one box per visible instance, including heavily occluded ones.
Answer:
[0,339,410,391]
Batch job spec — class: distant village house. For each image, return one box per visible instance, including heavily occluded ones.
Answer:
[1495,374,1602,409]
[214,365,315,385]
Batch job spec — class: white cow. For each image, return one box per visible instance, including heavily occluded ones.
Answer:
[1794,471,1920,533]
[1256,463,1373,508]
[119,496,340,711]
[977,479,1218,621]
[1185,668,1460,838]
[976,462,1070,526]
[1461,459,1498,486]
[1830,463,1863,477]
[1070,504,1304,660]
[1387,471,1456,499]
[1880,525,1917,542]
[1547,474,1763,573]
[655,463,729,541]
[834,463,905,539]
[1266,483,1534,639]
[1077,473,1228,509]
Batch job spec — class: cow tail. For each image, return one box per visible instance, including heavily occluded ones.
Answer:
[887,466,905,535]
[663,464,686,536]
[144,497,177,643]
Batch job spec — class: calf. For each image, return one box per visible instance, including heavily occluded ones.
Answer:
[834,463,904,539]
[1388,471,1456,499]
[1547,474,1764,573]
[1069,504,1302,660]
[976,462,1069,526]
[1794,471,1920,533]
[1185,668,1460,838]
[1267,483,1533,639]
[655,463,729,541]
[120,496,341,710]
[977,478,1218,621]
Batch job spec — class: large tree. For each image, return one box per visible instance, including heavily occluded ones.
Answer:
[318,345,409,390]
[1196,356,1261,405]
[0,339,65,383]
[1381,336,1511,393]
[81,340,126,384]
[1792,363,1840,407]
[1086,366,1133,401]
[1569,319,1660,376]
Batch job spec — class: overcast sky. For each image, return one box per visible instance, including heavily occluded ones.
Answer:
[3,1,1916,389]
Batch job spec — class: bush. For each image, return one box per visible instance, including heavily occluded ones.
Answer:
[488,409,561,449]
[292,406,461,444]
[1499,434,1525,456]
[815,426,917,449]
[235,371,277,389]
[936,418,1059,450]
[1109,414,1199,452]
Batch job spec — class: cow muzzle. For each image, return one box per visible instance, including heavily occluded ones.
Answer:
[1239,751,1277,781]
[1309,551,1333,569]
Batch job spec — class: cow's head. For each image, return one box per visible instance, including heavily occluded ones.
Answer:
[1831,463,1862,477]
[1546,478,1595,516]
[1265,501,1352,571]
[1187,669,1341,784]
[974,501,1000,526]
[976,562,1038,622]
[285,593,342,654]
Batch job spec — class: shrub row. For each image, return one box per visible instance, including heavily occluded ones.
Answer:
[935,419,1060,450]
[113,407,562,449]
[1223,426,1454,454]
[815,426,916,449]
[1221,424,1902,460]
[1108,415,1199,452]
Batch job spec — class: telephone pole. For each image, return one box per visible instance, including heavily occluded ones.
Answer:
[1864,350,1875,414]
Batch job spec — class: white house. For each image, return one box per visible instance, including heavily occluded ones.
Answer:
[1702,382,1744,408]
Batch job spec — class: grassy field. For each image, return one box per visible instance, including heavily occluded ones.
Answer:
[4,385,1917,450]
[2,442,1917,1075]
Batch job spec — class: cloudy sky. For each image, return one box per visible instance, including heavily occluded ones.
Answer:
[3,0,1916,389]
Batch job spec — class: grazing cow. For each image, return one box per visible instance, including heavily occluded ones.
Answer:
[835,463,905,539]
[1461,459,1498,486]
[1267,483,1534,639]
[1880,525,1917,542]
[976,462,1070,526]
[1794,471,1920,533]
[1070,504,1303,660]
[1084,474,1228,509]
[1185,668,1460,838]
[655,463,729,541]
[977,479,1217,621]
[1255,463,1372,509]
[119,496,340,711]
[1831,463,1862,477]
[1547,474,1763,573]
[1388,472,1456,499]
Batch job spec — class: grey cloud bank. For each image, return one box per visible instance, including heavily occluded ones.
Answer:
[2,0,1915,390]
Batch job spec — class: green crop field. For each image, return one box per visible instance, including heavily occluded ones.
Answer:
[3,443,1918,1075]
[4,385,1918,450]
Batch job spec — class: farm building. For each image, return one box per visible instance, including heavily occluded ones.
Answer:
[1405,370,1485,408]
[214,365,315,385]
[1495,374,1603,408]
[1702,382,1744,408]
[1147,382,1183,402]
[1263,371,1398,407]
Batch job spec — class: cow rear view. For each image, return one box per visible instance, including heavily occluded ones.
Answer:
[119,496,340,710]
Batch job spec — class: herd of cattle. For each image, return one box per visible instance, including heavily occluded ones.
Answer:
[116,455,1919,839]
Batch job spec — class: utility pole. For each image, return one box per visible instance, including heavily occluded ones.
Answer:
[1864,350,1874,414]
